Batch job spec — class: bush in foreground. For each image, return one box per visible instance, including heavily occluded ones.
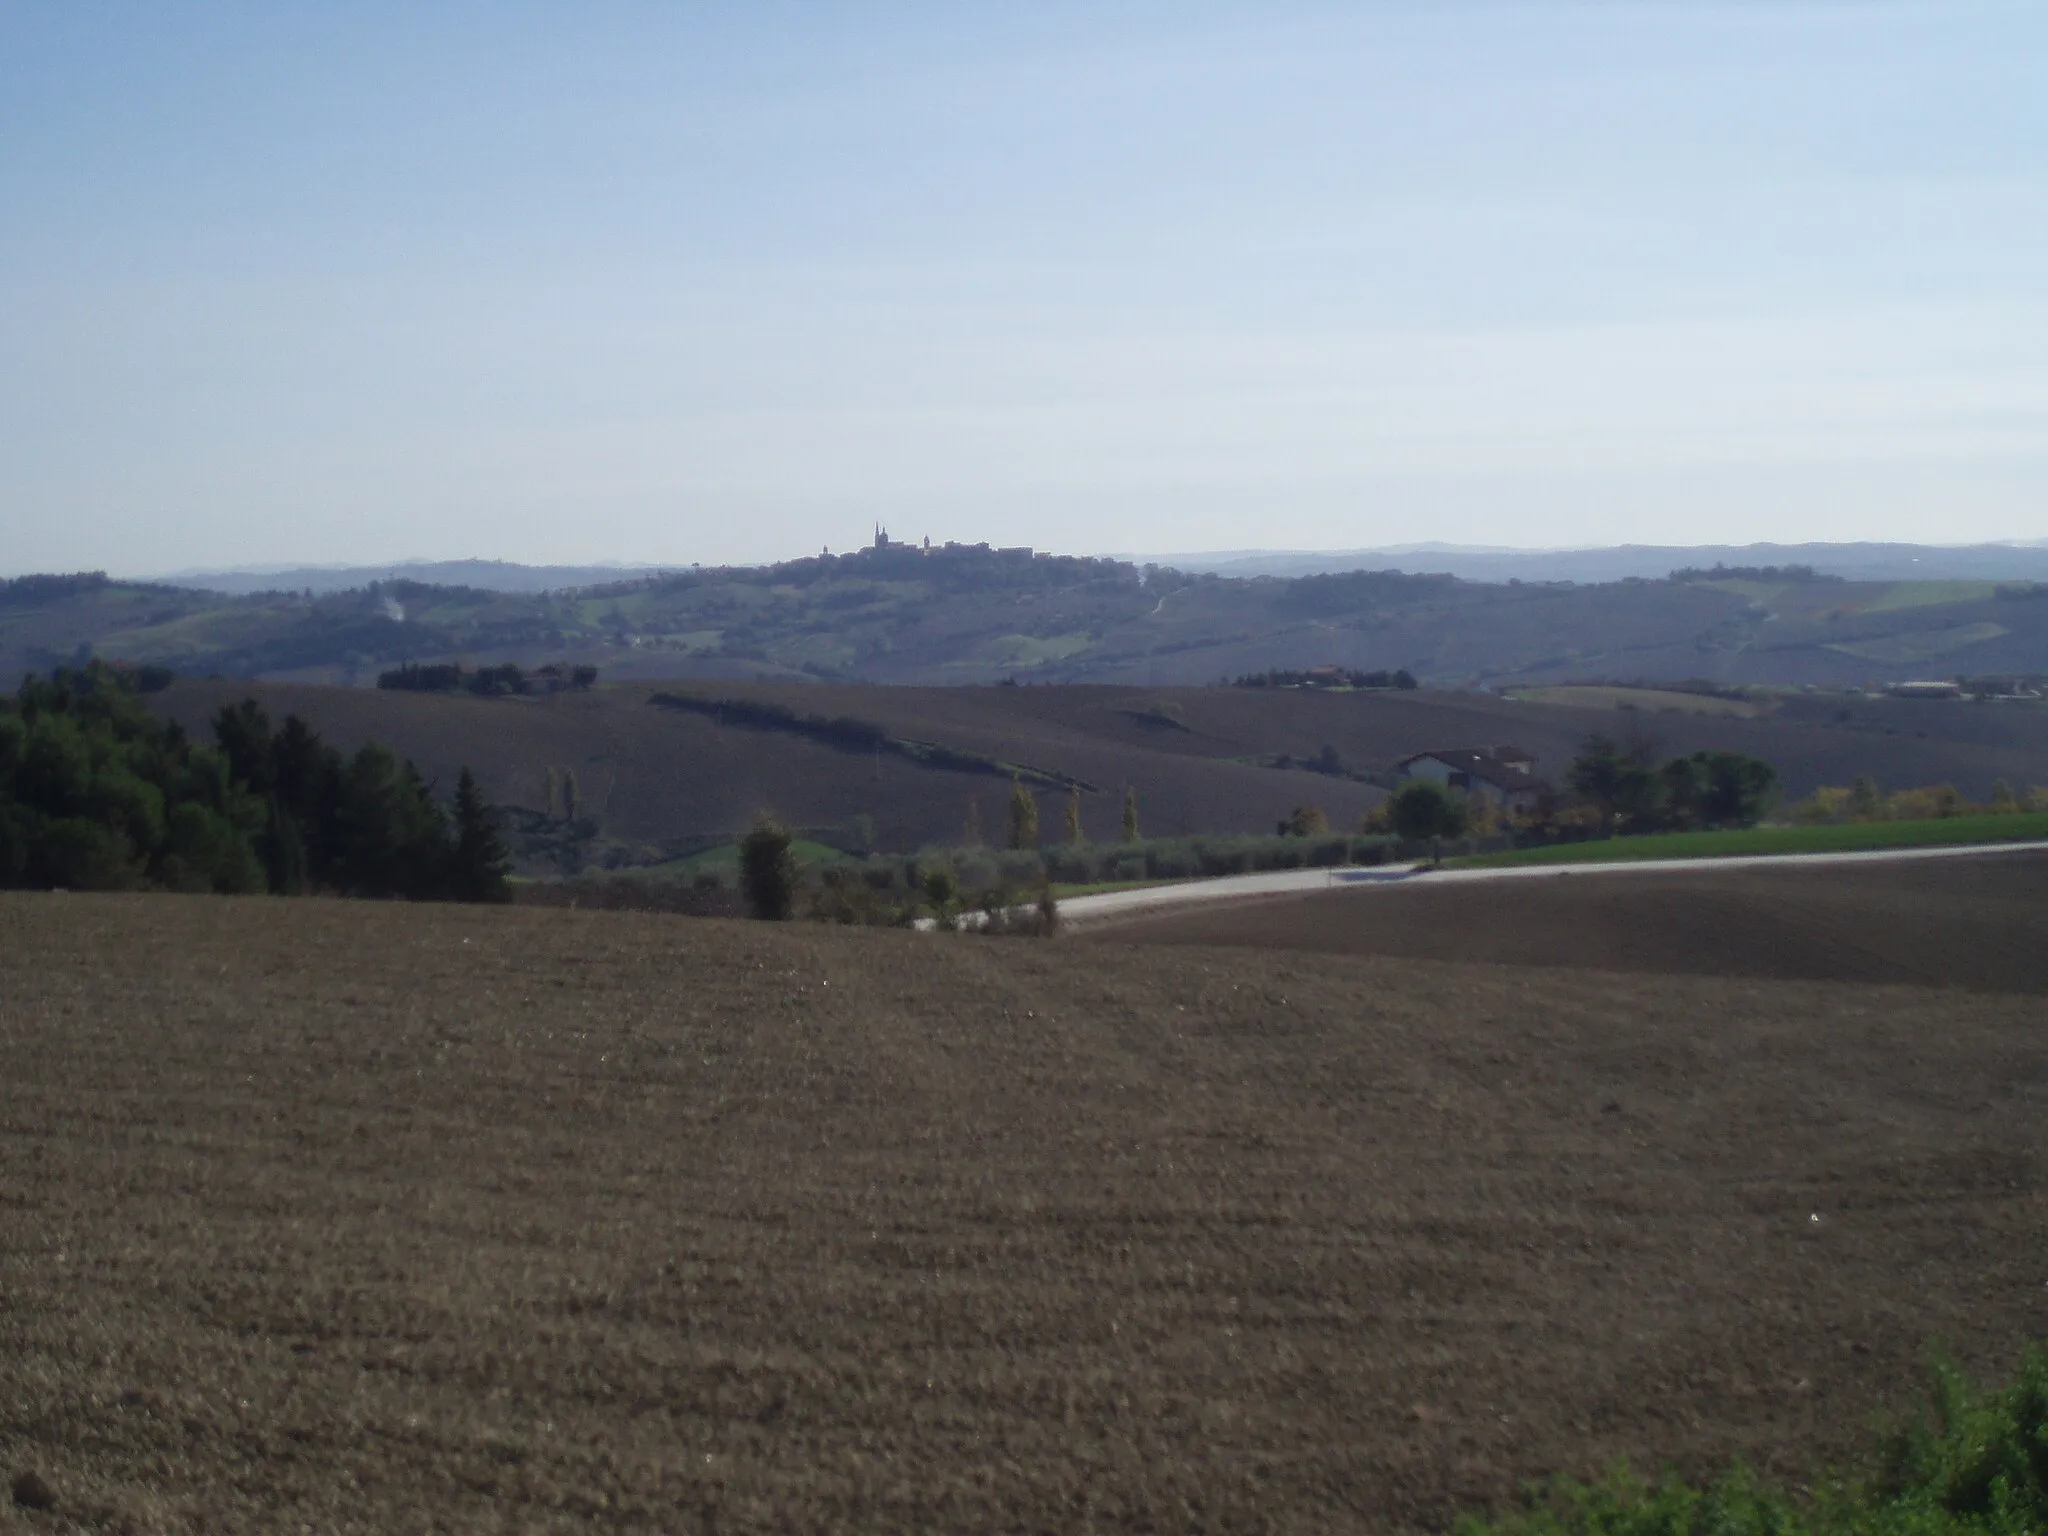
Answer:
[1456,1349,2048,1536]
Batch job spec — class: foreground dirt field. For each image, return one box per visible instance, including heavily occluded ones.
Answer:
[1086,851,2048,994]
[2,895,2044,1534]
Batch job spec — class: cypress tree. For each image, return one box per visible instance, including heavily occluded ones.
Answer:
[1007,779,1039,849]
[740,815,796,920]
[449,768,512,903]
[1063,789,1084,845]
[1121,786,1140,843]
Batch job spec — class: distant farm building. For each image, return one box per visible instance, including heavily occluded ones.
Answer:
[1888,680,1963,699]
[1396,746,1549,813]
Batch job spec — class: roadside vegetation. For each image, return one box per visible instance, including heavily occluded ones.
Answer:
[607,825,1418,927]
[1457,750,2048,869]
[1458,1350,2048,1536]
[1787,775,2048,823]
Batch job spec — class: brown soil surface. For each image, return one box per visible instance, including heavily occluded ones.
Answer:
[1085,851,2048,994]
[2,894,2044,1533]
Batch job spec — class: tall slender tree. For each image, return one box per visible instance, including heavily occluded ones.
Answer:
[740,814,796,920]
[1121,786,1140,843]
[449,768,512,902]
[1008,779,1039,849]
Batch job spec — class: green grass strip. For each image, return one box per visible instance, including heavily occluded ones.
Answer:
[1449,813,2048,869]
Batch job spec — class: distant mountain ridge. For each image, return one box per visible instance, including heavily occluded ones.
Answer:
[1159,542,2048,584]
[134,542,2048,596]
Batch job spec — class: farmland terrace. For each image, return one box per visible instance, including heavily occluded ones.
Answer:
[2,889,2043,1533]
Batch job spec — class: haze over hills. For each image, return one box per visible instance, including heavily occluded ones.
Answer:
[7,537,2048,690]
[148,559,679,596]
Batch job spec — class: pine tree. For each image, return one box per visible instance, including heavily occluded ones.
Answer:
[1121,786,1140,843]
[1063,789,1084,845]
[449,768,512,903]
[1008,779,1039,849]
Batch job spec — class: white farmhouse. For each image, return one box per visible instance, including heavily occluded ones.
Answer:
[1395,745,1549,814]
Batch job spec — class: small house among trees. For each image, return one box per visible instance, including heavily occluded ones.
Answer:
[1395,746,1549,814]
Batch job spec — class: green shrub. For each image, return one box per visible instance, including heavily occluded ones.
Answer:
[995,850,1046,887]
[1454,1349,2048,1536]
[159,803,268,894]
[31,817,140,891]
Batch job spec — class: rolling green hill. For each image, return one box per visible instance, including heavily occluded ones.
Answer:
[11,549,2048,690]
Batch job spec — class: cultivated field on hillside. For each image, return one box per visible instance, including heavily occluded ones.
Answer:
[1087,850,2048,993]
[1509,684,1765,717]
[3,893,2044,1533]
[152,678,2048,858]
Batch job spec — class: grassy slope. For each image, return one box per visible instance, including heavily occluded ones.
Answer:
[1450,814,2048,868]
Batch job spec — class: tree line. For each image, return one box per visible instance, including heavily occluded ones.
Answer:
[1667,562,1840,584]
[1564,736,1778,835]
[378,661,598,695]
[0,663,508,900]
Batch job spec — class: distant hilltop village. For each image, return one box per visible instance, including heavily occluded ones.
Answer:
[814,526,1043,563]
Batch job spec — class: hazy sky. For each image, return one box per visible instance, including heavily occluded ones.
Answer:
[2,2,2043,576]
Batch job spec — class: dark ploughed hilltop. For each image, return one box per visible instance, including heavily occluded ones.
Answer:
[3,892,2043,1532]
[1083,851,2048,994]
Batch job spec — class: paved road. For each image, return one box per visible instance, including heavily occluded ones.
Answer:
[1056,838,2048,928]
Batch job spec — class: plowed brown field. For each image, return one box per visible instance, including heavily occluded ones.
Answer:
[2,893,2044,1534]
[1085,851,2048,994]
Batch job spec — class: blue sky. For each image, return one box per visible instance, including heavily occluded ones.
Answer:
[1,2,2042,574]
